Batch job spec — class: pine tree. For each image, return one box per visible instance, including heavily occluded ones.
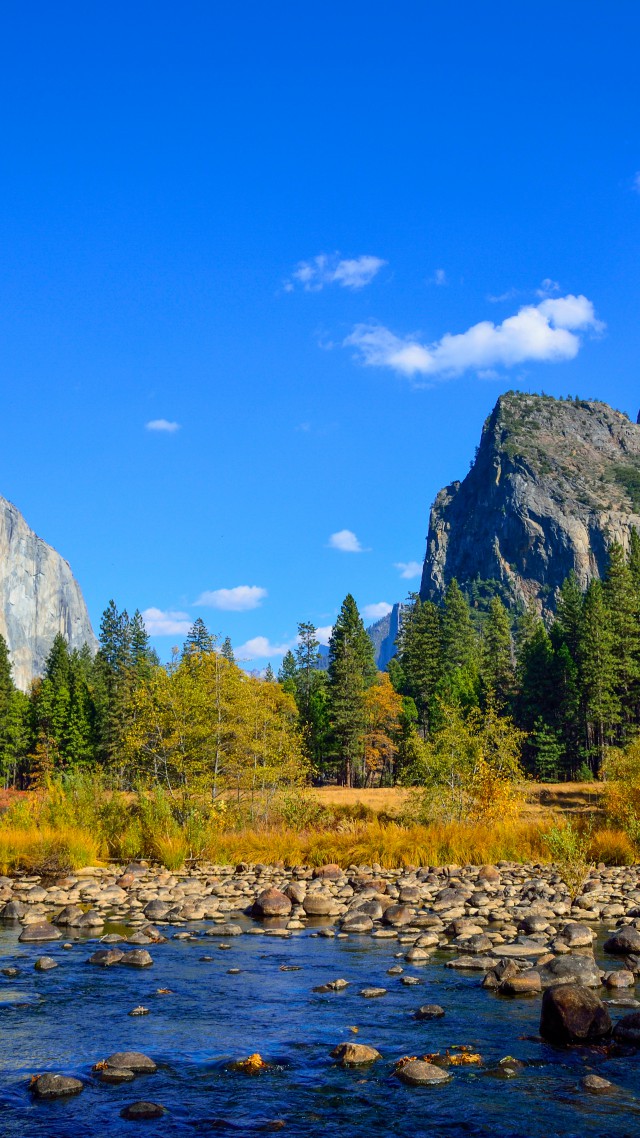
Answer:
[397,596,441,737]
[221,637,235,664]
[530,716,564,781]
[603,542,640,737]
[294,622,320,720]
[0,635,17,784]
[441,579,477,674]
[481,597,514,707]
[579,579,618,772]
[555,572,584,660]
[327,594,376,786]
[264,663,275,682]
[183,618,214,656]
[277,651,297,695]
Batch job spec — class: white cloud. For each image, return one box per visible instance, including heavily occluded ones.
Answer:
[395,560,422,579]
[344,294,604,381]
[287,253,385,292]
[316,625,333,646]
[429,268,447,286]
[142,607,191,636]
[328,529,366,553]
[234,636,291,660]
[195,585,267,612]
[145,419,181,432]
[363,601,393,621]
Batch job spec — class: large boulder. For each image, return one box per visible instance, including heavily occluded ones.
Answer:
[18,921,61,943]
[537,955,602,989]
[341,914,374,934]
[103,1051,157,1073]
[252,888,292,919]
[383,905,415,928]
[313,864,343,880]
[604,927,640,955]
[302,893,335,917]
[539,985,611,1044]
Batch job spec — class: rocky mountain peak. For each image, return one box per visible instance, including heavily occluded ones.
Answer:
[420,391,640,614]
[0,495,97,689]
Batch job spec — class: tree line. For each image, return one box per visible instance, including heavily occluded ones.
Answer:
[2,533,640,792]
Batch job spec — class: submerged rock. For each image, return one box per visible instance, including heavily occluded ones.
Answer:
[120,1101,166,1120]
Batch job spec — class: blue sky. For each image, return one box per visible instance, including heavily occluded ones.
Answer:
[2,2,640,665]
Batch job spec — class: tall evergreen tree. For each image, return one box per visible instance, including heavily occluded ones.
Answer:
[603,542,640,737]
[481,597,514,707]
[183,618,214,656]
[397,596,441,737]
[441,579,477,674]
[579,579,618,771]
[221,637,235,664]
[327,594,376,786]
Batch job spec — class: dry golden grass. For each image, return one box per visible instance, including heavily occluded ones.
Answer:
[0,825,102,874]
[310,786,412,814]
[311,782,606,820]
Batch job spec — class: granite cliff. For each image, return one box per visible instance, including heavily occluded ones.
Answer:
[0,495,97,689]
[420,392,640,614]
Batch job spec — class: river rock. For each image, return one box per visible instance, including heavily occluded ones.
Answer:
[359,987,387,998]
[253,888,292,918]
[19,921,61,942]
[120,1101,166,1120]
[313,864,342,880]
[500,971,542,995]
[384,905,415,927]
[1,900,26,920]
[539,985,612,1044]
[581,1074,614,1092]
[104,1051,157,1073]
[604,927,640,955]
[538,955,602,989]
[31,1073,83,1098]
[331,1043,381,1065]
[415,1004,445,1019]
[341,914,374,934]
[302,894,334,916]
[612,1010,640,1044]
[396,1060,451,1085]
[121,949,153,967]
[34,956,58,971]
[89,948,124,967]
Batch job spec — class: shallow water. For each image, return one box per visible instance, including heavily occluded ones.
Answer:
[1,920,640,1137]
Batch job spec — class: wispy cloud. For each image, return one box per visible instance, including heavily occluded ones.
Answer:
[328,529,366,553]
[316,625,333,646]
[195,586,267,612]
[363,601,393,621]
[535,277,561,298]
[234,636,291,660]
[286,253,385,292]
[395,560,422,580]
[429,268,447,286]
[142,607,191,635]
[344,294,603,382]
[145,419,181,433]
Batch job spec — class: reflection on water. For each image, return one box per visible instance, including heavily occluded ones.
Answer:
[0,920,639,1137]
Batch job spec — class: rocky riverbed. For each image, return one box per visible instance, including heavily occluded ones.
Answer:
[3,859,640,1135]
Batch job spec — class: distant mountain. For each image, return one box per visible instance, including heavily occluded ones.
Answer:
[0,495,97,689]
[420,392,640,614]
[366,603,404,669]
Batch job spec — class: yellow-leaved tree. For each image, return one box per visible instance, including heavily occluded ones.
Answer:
[122,649,306,824]
[363,672,404,786]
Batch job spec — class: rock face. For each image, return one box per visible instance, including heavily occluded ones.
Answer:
[420,392,640,614]
[0,495,97,689]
